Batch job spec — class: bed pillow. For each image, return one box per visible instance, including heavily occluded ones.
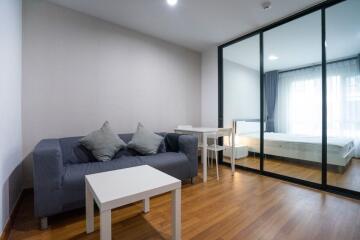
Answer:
[128,123,164,155]
[79,121,126,161]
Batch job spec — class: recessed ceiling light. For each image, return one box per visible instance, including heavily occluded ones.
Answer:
[167,0,178,6]
[268,55,278,61]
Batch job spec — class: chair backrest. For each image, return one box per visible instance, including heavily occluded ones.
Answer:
[215,128,232,138]
[207,128,233,147]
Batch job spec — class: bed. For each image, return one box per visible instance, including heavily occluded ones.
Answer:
[233,120,355,171]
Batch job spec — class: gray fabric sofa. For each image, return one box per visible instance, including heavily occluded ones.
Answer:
[33,133,198,226]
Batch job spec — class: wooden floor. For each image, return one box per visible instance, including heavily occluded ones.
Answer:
[224,156,360,192]
[9,165,360,240]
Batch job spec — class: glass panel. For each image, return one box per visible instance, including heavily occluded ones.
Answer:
[263,11,322,183]
[223,35,260,170]
[326,0,360,192]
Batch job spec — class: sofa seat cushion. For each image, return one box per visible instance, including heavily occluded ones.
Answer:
[62,152,192,208]
[63,156,144,190]
[140,152,191,180]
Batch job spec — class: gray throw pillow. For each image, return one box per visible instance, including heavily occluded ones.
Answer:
[128,123,164,155]
[80,121,126,161]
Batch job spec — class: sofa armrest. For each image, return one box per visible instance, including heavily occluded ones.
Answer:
[33,139,64,190]
[178,135,198,177]
[33,139,64,218]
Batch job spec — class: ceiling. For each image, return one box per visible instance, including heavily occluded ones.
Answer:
[47,0,325,52]
[224,0,360,72]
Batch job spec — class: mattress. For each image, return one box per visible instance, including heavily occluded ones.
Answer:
[238,132,354,166]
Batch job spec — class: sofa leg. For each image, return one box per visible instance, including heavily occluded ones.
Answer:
[190,177,196,184]
[40,217,48,230]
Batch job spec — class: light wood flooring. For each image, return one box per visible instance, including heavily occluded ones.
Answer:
[9,165,360,240]
[224,156,360,192]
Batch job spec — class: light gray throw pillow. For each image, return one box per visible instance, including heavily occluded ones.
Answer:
[128,123,164,155]
[80,121,126,161]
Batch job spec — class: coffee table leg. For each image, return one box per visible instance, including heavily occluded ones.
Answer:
[100,210,111,240]
[172,188,181,240]
[86,182,94,233]
[143,198,150,213]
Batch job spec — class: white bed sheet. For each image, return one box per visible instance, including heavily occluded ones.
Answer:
[237,132,354,167]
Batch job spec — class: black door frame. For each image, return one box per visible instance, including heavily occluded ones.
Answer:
[218,0,360,199]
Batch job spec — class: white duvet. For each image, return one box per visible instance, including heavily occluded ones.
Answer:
[264,132,352,147]
[239,132,354,154]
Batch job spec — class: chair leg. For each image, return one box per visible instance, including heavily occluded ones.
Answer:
[40,217,48,230]
[207,150,210,168]
[231,147,235,175]
[215,151,219,181]
[211,151,214,168]
[209,151,212,168]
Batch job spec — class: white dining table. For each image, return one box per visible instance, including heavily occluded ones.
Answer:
[174,127,235,182]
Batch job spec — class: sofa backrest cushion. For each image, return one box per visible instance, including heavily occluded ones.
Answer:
[164,133,181,152]
[59,132,168,165]
[74,144,97,163]
[59,137,91,164]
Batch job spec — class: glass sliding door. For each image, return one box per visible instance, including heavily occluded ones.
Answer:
[222,35,260,170]
[218,0,360,198]
[263,11,322,183]
[326,0,360,192]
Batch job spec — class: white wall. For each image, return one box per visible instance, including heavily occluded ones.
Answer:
[0,0,23,234]
[223,60,260,128]
[201,47,218,127]
[201,47,260,129]
[22,0,201,187]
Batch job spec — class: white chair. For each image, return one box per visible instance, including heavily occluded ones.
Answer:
[207,128,233,181]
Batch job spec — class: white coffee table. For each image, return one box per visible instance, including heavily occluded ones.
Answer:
[85,165,182,240]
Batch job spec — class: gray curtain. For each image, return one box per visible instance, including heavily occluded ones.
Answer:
[264,70,279,132]
[358,54,360,71]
